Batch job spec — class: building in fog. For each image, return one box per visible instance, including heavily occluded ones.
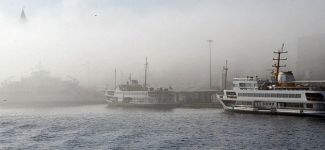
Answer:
[20,8,27,23]
[296,35,325,80]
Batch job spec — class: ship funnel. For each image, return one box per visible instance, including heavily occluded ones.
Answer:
[278,71,295,85]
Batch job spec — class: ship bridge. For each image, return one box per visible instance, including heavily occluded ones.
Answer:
[232,77,258,90]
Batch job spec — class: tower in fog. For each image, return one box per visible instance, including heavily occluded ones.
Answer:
[20,8,27,23]
[296,35,325,80]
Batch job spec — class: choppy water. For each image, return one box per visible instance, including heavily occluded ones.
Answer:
[0,105,324,149]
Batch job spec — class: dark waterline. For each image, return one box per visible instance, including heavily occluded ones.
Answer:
[0,105,324,149]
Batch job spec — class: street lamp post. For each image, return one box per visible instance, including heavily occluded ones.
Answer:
[207,40,213,89]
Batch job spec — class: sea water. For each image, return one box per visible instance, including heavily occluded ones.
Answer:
[0,105,324,149]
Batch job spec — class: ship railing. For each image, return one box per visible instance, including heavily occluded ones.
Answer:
[233,78,257,81]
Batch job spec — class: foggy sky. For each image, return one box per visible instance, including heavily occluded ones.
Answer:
[0,0,325,90]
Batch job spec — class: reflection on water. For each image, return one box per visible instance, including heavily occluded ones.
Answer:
[0,104,324,149]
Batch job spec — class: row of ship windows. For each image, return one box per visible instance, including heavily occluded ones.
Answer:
[115,92,147,95]
[123,97,151,101]
[115,92,171,97]
[233,83,257,88]
[234,101,316,109]
[237,93,302,98]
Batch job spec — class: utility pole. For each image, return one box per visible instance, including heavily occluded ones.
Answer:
[223,60,229,90]
[207,40,213,89]
[144,57,148,90]
[272,43,287,84]
[114,68,117,90]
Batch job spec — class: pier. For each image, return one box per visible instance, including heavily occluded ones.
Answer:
[174,90,221,108]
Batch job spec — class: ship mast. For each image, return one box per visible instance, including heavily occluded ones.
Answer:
[223,60,229,90]
[272,43,287,84]
[144,57,148,90]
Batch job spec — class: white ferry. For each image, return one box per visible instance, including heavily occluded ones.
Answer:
[105,80,177,108]
[105,57,178,108]
[218,45,325,117]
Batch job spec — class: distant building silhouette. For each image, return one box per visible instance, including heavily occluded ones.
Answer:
[20,8,27,23]
[296,35,325,80]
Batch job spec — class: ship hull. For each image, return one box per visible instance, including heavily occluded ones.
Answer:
[106,101,180,109]
[219,101,325,117]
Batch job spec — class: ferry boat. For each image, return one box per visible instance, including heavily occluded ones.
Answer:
[218,44,325,117]
[105,80,177,108]
[0,69,104,107]
[105,57,178,108]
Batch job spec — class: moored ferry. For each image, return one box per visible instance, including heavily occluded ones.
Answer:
[105,79,177,108]
[218,44,325,117]
[105,57,179,108]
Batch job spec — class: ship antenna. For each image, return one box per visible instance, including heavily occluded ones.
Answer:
[272,43,288,84]
[223,60,229,90]
[144,57,148,90]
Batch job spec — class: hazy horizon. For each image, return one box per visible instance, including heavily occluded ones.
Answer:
[1,0,325,90]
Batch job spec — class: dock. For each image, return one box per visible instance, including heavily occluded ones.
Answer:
[174,90,222,108]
